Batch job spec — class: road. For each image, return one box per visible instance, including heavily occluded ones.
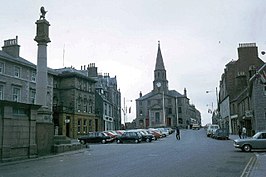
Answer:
[0,129,254,177]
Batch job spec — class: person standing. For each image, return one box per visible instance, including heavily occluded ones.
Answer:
[238,125,242,139]
[176,126,180,140]
[242,126,247,139]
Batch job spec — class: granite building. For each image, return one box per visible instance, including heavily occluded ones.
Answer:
[53,67,98,139]
[135,42,201,128]
[0,36,56,161]
[249,64,266,133]
[219,43,265,135]
[83,63,121,131]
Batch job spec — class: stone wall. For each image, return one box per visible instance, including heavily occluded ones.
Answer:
[0,101,40,162]
[36,122,54,156]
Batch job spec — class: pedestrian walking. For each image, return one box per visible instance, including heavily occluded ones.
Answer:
[176,126,180,140]
[242,126,247,139]
[238,125,242,139]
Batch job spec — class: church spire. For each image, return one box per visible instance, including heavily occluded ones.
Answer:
[153,41,168,92]
[155,40,165,70]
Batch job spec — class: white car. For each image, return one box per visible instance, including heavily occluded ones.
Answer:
[157,128,169,137]
[234,131,266,152]
[207,124,220,137]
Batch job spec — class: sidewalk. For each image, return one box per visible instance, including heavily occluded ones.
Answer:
[249,153,266,177]
[229,134,266,177]
[0,148,88,167]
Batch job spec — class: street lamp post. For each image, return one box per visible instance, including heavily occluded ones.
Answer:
[206,87,220,125]
[122,97,132,129]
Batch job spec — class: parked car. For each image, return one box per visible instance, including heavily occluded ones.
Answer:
[157,128,169,137]
[116,130,125,136]
[234,131,266,152]
[116,131,142,144]
[148,129,162,140]
[207,124,220,137]
[213,128,229,140]
[139,130,154,142]
[78,132,114,144]
[104,131,118,140]
[166,127,175,134]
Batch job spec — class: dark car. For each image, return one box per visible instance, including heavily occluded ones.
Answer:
[139,130,154,142]
[78,132,114,144]
[116,131,142,144]
[234,131,266,152]
[213,128,229,140]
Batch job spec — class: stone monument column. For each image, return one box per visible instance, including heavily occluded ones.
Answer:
[34,7,54,155]
[34,7,51,107]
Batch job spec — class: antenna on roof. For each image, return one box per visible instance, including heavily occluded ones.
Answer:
[63,44,65,67]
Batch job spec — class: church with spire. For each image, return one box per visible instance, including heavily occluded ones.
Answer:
[135,41,201,128]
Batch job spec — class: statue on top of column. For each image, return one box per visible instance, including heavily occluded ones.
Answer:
[40,6,47,20]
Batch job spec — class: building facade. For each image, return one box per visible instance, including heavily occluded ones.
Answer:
[85,63,121,131]
[218,43,265,135]
[53,67,99,139]
[249,64,266,133]
[135,42,201,129]
[0,36,55,161]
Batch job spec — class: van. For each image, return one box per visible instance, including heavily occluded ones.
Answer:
[192,124,200,130]
[207,124,220,137]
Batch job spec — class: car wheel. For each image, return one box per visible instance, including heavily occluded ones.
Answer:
[146,139,150,143]
[135,139,139,143]
[242,144,252,152]
[80,140,86,145]
[101,139,106,144]
[117,139,121,144]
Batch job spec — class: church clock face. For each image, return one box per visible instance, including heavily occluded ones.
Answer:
[156,82,161,87]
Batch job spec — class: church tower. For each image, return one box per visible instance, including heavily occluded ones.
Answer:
[153,41,168,92]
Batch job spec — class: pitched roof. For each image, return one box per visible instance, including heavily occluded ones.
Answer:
[0,50,35,67]
[136,89,185,101]
[0,50,58,75]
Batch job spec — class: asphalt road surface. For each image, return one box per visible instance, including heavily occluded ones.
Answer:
[0,129,254,177]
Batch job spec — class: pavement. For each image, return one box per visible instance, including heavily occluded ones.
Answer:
[229,134,266,177]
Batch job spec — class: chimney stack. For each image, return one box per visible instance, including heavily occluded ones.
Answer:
[2,36,20,58]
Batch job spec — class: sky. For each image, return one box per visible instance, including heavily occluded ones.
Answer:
[1,0,266,125]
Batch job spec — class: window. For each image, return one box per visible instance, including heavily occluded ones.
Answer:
[77,119,82,133]
[83,120,87,133]
[0,62,4,73]
[0,85,3,100]
[13,108,28,115]
[104,103,107,115]
[14,66,20,78]
[88,120,92,131]
[109,105,111,116]
[30,89,36,103]
[178,107,182,113]
[31,71,36,82]
[168,108,172,114]
[89,99,93,113]
[84,103,88,112]
[77,97,81,112]
[155,112,160,123]
[13,87,21,102]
